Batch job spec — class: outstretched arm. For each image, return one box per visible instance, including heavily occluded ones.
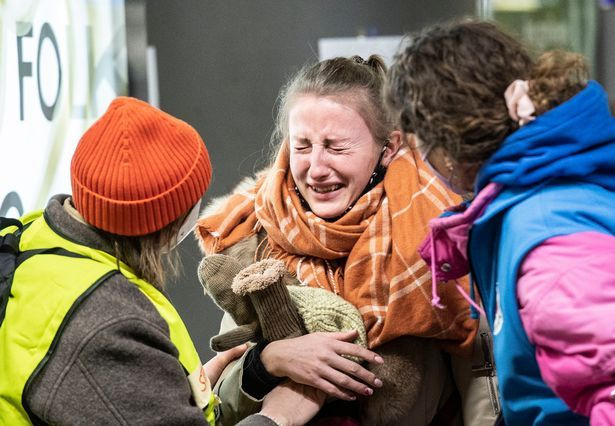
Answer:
[237,381,326,426]
[208,341,326,426]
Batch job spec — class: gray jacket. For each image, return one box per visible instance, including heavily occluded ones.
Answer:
[22,195,273,426]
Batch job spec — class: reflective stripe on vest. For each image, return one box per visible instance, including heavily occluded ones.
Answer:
[0,211,216,425]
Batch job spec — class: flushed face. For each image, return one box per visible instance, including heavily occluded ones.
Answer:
[288,95,382,219]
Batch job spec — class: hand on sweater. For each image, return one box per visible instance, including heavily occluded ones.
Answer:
[260,330,383,401]
[260,381,326,426]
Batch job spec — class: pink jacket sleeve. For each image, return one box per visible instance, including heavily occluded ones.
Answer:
[517,231,615,426]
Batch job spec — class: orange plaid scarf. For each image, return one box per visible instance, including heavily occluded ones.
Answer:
[197,145,477,350]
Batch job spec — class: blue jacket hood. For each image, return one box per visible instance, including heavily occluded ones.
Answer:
[476,81,615,192]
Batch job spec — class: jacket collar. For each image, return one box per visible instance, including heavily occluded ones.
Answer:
[419,183,502,282]
[45,194,115,255]
[418,183,502,315]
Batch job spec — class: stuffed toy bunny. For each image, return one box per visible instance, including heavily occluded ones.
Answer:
[198,254,367,351]
[198,254,431,426]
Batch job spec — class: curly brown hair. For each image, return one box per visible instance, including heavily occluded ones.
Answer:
[385,20,532,168]
[385,20,590,175]
[529,50,589,115]
[98,208,190,290]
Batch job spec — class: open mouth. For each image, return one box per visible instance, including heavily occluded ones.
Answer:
[309,184,342,194]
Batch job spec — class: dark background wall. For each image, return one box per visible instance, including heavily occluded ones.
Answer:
[145,0,475,359]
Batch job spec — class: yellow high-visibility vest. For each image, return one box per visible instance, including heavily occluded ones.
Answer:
[0,210,216,425]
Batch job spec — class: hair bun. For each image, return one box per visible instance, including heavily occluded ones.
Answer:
[366,55,387,75]
[350,55,366,65]
[529,50,589,115]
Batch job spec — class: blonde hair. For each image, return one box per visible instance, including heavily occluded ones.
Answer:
[100,210,190,290]
[270,55,395,162]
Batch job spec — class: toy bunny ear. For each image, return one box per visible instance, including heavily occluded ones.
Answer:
[198,254,258,327]
[210,323,260,352]
[233,259,306,342]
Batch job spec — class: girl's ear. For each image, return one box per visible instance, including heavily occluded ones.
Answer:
[381,130,403,167]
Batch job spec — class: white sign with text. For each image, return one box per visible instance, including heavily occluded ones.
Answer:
[0,0,128,217]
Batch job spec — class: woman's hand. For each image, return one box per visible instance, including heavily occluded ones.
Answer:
[204,343,248,386]
[260,330,383,401]
[259,381,326,426]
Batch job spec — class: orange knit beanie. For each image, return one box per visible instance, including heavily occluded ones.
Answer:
[71,97,212,236]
